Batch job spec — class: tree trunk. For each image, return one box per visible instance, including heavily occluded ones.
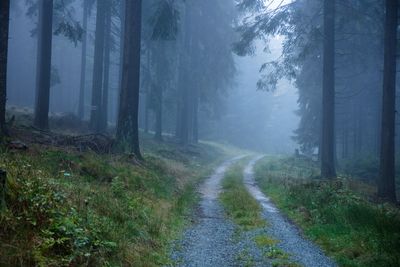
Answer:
[178,3,192,146]
[321,0,336,179]
[154,84,163,141]
[90,0,106,132]
[0,0,10,136]
[378,0,398,202]
[100,7,111,132]
[78,0,89,120]
[116,0,125,123]
[34,0,53,130]
[192,96,199,144]
[116,0,142,159]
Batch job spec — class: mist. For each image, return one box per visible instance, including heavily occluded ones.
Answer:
[0,0,399,266]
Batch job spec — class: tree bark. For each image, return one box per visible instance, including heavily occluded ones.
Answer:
[116,0,142,159]
[154,83,163,141]
[34,0,53,130]
[90,0,106,132]
[378,0,398,202]
[321,0,336,179]
[78,0,89,120]
[100,6,111,132]
[0,0,10,136]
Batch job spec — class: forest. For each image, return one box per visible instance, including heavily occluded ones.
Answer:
[0,0,399,266]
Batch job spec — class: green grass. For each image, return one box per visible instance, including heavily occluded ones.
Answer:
[0,136,226,267]
[254,235,279,247]
[255,156,400,267]
[220,160,266,230]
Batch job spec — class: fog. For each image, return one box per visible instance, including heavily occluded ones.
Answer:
[1,1,400,265]
[6,0,300,154]
[1,0,399,189]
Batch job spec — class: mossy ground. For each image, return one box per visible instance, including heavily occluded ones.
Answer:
[220,159,266,230]
[255,156,400,267]
[0,131,226,267]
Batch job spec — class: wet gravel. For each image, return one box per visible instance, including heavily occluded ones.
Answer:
[169,156,337,267]
[244,156,337,267]
[170,156,246,267]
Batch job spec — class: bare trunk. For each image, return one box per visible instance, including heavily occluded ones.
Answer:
[154,85,163,141]
[90,0,106,132]
[78,0,88,120]
[0,0,10,136]
[321,0,336,179]
[100,7,111,132]
[378,0,398,202]
[34,0,53,130]
[116,0,142,159]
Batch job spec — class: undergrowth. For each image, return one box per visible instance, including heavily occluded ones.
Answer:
[255,157,400,267]
[0,138,224,267]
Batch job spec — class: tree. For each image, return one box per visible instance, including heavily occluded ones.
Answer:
[78,0,89,120]
[100,4,112,132]
[90,0,106,132]
[34,0,54,130]
[0,0,10,136]
[378,0,398,202]
[116,0,142,158]
[320,0,337,179]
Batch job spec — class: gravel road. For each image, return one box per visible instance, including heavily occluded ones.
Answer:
[243,156,337,267]
[169,156,337,267]
[170,156,245,267]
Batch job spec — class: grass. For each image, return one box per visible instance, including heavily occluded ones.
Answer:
[219,160,266,230]
[254,156,400,267]
[254,235,279,247]
[0,134,226,267]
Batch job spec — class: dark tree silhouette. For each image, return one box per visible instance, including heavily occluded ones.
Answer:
[321,0,337,179]
[34,0,54,130]
[378,0,398,202]
[0,0,10,136]
[116,0,142,158]
[90,0,106,132]
[78,0,89,120]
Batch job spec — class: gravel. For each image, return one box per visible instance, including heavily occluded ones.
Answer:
[170,156,245,267]
[243,156,337,267]
[169,156,337,267]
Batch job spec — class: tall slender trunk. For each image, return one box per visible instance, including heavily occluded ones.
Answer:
[78,0,89,120]
[192,91,199,144]
[321,0,336,179]
[116,0,125,123]
[378,0,398,202]
[179,3,192,146]
[116,0,142,159]
[144,99,149,133]
[90,0,106,132]
[34,0,53,130]
[0,0,10,136]
[154,84,163,141]
[100,7,111,132]
[154,44,165,142]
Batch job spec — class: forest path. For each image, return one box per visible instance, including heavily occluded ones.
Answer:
[169,156,246,266]
[169,156,336,267]
[243,156,337,267]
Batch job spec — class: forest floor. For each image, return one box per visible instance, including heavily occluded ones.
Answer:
[1,112,400,267]
[0,112,243,266]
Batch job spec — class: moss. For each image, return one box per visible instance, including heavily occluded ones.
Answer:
[0,138,227,266]
[220,160,266,230]
[255,156,400,267]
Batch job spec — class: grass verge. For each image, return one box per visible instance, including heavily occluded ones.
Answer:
[219,160,265,230]
[255,156,400,267]
[0,136,225,267]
